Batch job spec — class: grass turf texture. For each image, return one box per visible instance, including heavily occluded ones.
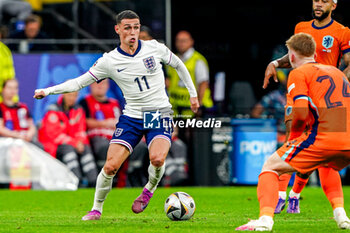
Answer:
[0,186,349,232]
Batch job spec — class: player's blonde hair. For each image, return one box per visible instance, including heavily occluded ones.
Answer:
[286,33,316,57]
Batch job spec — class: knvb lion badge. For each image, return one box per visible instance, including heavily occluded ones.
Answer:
[143,110,161,129]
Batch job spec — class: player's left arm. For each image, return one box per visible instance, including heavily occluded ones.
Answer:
[340,27,350,79]
[161,45,199,113]
[342,52,350,80]
[194,59,209,105]
[174,59,199,113]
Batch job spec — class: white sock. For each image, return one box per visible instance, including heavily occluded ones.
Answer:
[289,190,300,199]
[334,207,347,219]
[278,191,287,200]
[144,163,165,193]
[259,215,274,224]
[92,169,114,213]
[258,215,274,230]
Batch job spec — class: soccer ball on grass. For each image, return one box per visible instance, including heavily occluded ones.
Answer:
[164,192,196,221]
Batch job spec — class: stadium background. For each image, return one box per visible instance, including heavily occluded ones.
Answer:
[8,0,350,111]
[2,0,350,187]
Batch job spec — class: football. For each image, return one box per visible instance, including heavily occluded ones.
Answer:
[164,192,196,221]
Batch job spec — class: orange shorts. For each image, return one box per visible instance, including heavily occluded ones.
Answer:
[276,136,350,174]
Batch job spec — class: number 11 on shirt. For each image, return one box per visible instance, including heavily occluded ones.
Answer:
[134,76,150,92]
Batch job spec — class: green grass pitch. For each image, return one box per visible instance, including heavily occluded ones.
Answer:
[1,186,349,232]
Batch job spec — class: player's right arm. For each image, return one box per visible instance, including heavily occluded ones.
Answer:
[34,73,95,99]
[263,23,304,89]
[263,54,291,89]
[34,53,111,99]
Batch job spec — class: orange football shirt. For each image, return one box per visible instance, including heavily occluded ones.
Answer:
[295,19,350,67]
[287,62,350,150]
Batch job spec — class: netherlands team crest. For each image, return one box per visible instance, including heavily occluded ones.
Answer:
[285,106,292,116]
[143,56,156,71]
[322,35,334,49]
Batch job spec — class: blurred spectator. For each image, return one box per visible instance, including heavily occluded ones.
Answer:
[0,79,39,145]
[79,80,128,188]
[228,81,256,116]
[251,70,288,145]
[166,30,213,117]
[0,25,15,100]
[139,25,153,41]
[38,92,98,187]
[8,14,52,53]
[0,0,32,28]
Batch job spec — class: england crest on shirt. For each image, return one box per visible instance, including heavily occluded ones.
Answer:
[322,35,334,49]
[143,56,156,72]
[114,128,124,137]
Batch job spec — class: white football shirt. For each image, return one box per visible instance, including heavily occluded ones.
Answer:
[88,40,183,119]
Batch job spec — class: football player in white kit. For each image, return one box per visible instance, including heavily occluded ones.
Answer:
[33,10,199,220]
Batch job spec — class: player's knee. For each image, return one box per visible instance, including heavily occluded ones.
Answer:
[103,161,119,176]
[150,158,165,167]
[149,153,166,167]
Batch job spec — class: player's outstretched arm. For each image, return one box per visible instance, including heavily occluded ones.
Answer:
[263,54,291,89]
[168,53,199,113]
[190,97,200,114]
[33,73,95,99]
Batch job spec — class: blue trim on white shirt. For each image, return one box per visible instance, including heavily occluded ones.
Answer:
[117,40,142,57]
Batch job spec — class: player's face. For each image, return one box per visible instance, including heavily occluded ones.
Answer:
[115,19,140,46]
[2,80,18,100]
[312,0,336,21]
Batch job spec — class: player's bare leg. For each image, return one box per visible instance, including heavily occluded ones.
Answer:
[236,152,297,231]
[82,143,129,220]
[132,137,170,213]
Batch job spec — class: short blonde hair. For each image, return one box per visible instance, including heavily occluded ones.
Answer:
[286,33,316,57]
